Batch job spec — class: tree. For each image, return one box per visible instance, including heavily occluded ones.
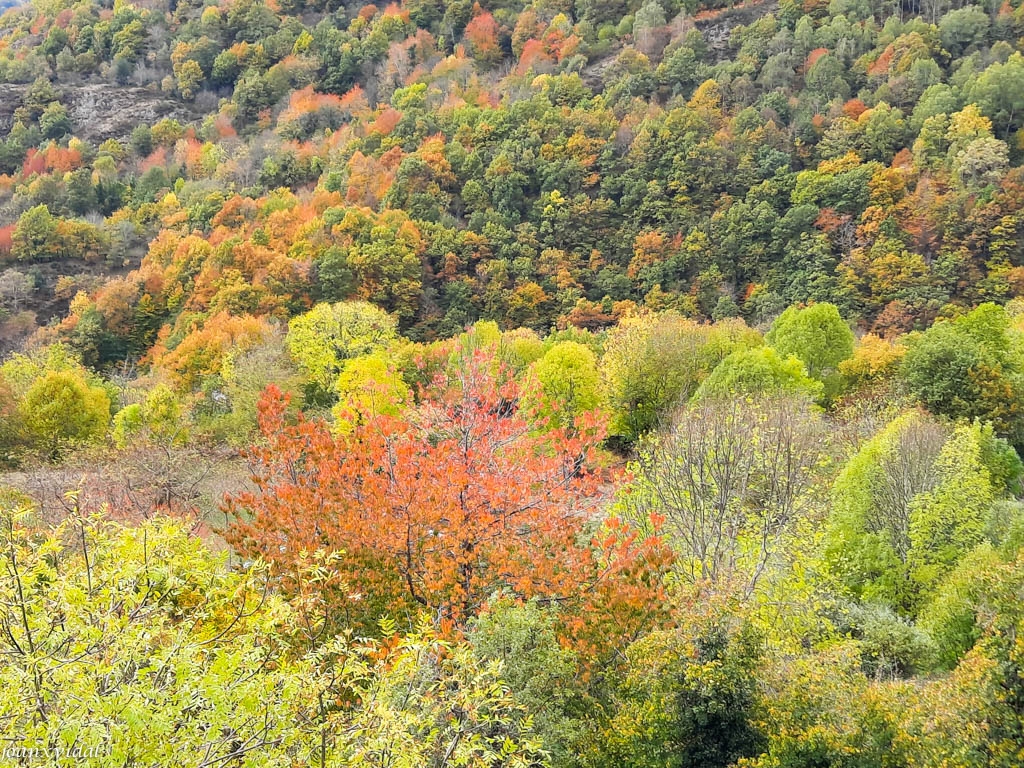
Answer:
[766,303,855,381]
[633,0,668,57]
[826,414,1001,615]
[908,426,997,590]
[621,395,824,596]
[331,209,424,322]
[693,347,824,402]
[0,269,34,313]
[113,383,186,449]
[286,300,398,401]
[173,59,204,100]
[939,6,990,57]
[233,71,274,125]
[497,327,546,376]
[899,304,1024,447]
[523,341,602,430]
[0,374,22,464]
[951,137,1009,189]
[227,350,671,658]
[38,102,71,139]
[327,622,550,768]
[747,646,903,767]
[968,53,1024,138]
[331,353,411,433]
[11,205,60,262]
[0,512,309,767]
[153,313,270,392]
[594,600,765,768]
[839,333,906,387]
[20,370,110,457]
[463,6,502,66]
[203,330,304,446]
[899,552,1024,767]
[469,599,588,767]
[111,18,146,61]
[576,0,629,27]
[0,512,546,768]
[66,168,98,215]
[601,314,761,446]
[108,384,225,521]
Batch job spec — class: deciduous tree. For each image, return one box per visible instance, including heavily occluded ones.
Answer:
[227,350,671,659]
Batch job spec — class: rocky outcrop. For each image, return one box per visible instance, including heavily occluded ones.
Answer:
[579,0,780,90]
[0,84,25,135]
[694,0,780,63]
[0,82,201,142]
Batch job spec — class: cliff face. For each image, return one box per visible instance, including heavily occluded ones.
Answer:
[0,85,22,134]
[581,0,780,88]
[694,0,780,62]
[0,82,200,143]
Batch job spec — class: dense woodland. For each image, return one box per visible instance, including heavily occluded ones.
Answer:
[2,0,1024,763]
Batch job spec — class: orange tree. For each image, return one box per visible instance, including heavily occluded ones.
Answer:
[226,349,671,662]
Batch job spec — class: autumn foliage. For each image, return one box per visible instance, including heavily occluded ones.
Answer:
[464,5,501,65]
[226,349,672,657]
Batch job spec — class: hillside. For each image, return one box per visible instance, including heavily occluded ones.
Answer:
[3,0,1024,765]
[0,0,1021,351]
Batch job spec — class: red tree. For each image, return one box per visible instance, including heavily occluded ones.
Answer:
[226,350,671,659]
[464,5,502,66]
[0,225,13,257]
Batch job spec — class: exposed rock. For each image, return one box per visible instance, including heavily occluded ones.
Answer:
[579,0,779,91]
[694,0,780,63]
[581,51,622,91]
[0,84,25,135]
[0,82,201,143]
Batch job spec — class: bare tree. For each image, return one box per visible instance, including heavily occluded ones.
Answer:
[623,395,826,596]
[863,415,947,562]
[0,269,34,313]
[8,440,243,534]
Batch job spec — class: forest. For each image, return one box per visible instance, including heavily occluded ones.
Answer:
[1,0,1024,763]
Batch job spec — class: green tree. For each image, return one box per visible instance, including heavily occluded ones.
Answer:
[0,513,309,767]
[12,205,60,262]
[908,426,996,592]
[524,341,602,429]
[497,328,546,376]
[601,314,761,445]
[111,18,146,61]
[173,58,204,100]
[112,383,187,449]
[331,354,411,433]
[38,102,71,139]
[286,300,398,402]
[967,52,1024,138]
[693,347,823,402]
[20,370,110,456]
[0,513,546,767]
[747,646,903,767]
[469,599,587,767]
[766,303,854,381]
[826,415,1000,615]
[899,304,1024,447]
[595,601,765,768]
[900,552,1024,767]
[939,6,990,57]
